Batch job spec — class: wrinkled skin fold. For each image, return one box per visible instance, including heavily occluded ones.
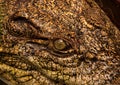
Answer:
[0,0,120,85]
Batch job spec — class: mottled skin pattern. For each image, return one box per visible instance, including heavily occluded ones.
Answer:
[0,0,120,85]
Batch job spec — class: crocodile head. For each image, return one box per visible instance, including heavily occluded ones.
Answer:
[0,0,120,85]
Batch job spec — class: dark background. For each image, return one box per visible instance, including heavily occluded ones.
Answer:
[0,80,7,85]
[95,0,120,30]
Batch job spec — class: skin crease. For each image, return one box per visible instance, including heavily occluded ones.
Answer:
[0,0,120,85]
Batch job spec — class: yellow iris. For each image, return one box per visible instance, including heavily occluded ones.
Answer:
[54,39,66,50]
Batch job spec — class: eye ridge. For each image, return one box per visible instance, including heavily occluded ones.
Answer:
[6,16,42,38]
[11,16,40,30]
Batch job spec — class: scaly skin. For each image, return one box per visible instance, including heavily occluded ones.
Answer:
[0,0,120,85]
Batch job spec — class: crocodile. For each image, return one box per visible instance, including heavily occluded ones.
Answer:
[0,0,120,85]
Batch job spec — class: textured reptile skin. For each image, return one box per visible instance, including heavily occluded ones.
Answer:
[0,0,120,85]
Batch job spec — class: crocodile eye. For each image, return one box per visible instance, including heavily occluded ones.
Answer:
[47,38,75,57]
[54,39,66,50]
